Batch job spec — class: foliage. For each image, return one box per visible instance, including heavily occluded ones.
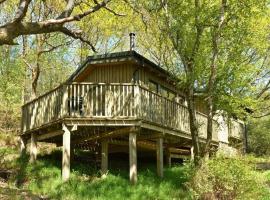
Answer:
[248,116,270,156]
[189,155,270,200]
[0,46,24,132]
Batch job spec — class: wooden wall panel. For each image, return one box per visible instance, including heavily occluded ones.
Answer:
[138,66,185,99]
[80,63,136,83]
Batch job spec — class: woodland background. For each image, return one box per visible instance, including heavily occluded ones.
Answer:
[1,0,270,199]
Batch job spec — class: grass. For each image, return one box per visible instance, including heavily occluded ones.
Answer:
[13,151,193,200]
[2,144,270,200]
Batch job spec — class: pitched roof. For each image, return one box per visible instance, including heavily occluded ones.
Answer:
[66,50,177,83]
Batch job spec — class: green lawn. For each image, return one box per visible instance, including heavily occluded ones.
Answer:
[14,151,193,200]
[2,146,270,200]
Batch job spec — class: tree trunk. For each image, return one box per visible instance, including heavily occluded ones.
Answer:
[204,0,227,158]
[186,61,201,166]
[31,36,41,99]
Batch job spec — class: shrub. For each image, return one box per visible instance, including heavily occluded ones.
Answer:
[188,156,270,200]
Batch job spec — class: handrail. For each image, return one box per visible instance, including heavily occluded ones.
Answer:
[22,84,65,107]
[21,82,242,141]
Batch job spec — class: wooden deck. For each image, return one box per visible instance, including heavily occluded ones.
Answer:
[20,82,244,183]
[21,83,228,141]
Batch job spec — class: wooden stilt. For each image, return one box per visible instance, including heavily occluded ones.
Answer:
[62,124,71,182]
[190,146,194,161]
[30,133,37,163]
[101,139,108,176]
[166,151,171,168]
[20,136,27,156]
[157,138,164,178]
[129,132,137,184]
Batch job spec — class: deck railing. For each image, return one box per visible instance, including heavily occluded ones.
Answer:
[229,120,244,139]
[21,83,239,141]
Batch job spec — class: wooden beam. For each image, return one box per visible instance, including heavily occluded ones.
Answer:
[30,133,37,163]
[64,118,140,127]
[62,124,71,182]
[156,138,164,178]
[137,132,163,141]
[170,154,189,159]
[101,139,108,176]
[168,147,190,154]
[110,139,156,150]
[129,132,137,184]
[37,130,63,141]
[73,127,132,145]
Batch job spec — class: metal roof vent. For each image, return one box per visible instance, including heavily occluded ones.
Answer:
[129,32,135,51]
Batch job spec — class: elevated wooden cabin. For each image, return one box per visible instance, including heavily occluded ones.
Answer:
[20,50,244,183]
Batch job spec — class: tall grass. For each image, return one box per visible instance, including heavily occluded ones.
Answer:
[16,151,193,200]
[3,147,270,200]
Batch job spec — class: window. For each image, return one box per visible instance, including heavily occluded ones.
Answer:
[160,86,176,100]
[132,69,139,83]
[149,80,159,93]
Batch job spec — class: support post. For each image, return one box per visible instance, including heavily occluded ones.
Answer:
[156,138,164,178]
[129,131,137,184]
[166,151,171,168]
[101,139,108,176]
[30,133,37,163]
[190,146,194,162]
[20,136,27,156]
[62,124,71,182]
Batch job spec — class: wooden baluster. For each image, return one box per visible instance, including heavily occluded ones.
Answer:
[101,84,104,116]
[95,84,98,116]
[85,84,89,117]
[76,84,79,117]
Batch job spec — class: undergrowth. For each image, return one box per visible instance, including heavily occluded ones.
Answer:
[1,146,270,200]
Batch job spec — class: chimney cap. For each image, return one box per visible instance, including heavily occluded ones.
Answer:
[129,32,136,36]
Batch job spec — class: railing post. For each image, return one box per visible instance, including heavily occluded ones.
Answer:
[62,84,69,118]
[134,84,140,118]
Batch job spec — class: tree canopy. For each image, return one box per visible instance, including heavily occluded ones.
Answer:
[0,0,270,162]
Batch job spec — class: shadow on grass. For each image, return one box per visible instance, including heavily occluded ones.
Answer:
[22,150,193,200]
[15,153,29,187]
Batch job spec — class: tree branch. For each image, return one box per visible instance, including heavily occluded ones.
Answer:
[256,79,270,99]
[57,0,75,19]
[22,58,33,71]
[92,0,125,16]
[0,0,111,46]
[41,0,111,26]
[38,40,73,55]
[103,6,126,16]
[60,27,96,52]
[0,0,8,5]
[13,0,32,23]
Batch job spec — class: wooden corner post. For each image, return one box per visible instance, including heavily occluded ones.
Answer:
[101,139,109,176]
[62,124,71,182]
[156,137,164,178]
[129,130,137,184]
[30,133,37,163]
